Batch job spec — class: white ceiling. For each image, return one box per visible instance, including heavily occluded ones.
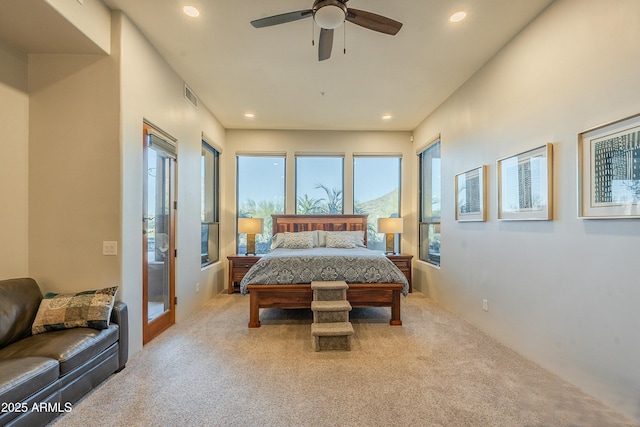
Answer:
[2,0,554,131]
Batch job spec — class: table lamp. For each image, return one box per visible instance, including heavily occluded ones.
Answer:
[238,218,263,255]
[378,217,403,254]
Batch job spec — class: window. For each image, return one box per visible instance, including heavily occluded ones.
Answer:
[295,156,344,214]
[201,142,219,266]
[353,156,401,252]
[419,140,441,266]
[237,155,286,254]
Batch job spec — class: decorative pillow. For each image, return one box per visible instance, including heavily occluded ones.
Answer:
[320,230,365,247]
[325,232,356,248]
[282,231,315,249]
[31,286,118,335]
[271,233,285,249]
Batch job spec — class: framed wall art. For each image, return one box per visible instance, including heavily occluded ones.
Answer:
[497,144,553,220]
[455,165,487,222]
[578,113,640,218]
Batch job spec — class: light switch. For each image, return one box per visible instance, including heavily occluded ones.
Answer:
[103,241,118,256]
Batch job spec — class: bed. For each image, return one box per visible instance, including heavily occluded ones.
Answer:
[241,214,409,328]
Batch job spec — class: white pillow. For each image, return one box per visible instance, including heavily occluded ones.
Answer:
[346,230,366,247]
[282,231,315,249]
[325,232,356,249]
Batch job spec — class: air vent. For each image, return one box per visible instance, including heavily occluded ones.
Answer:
[184,84,198,109]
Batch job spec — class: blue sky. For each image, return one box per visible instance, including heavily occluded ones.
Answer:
[237,156,285,205]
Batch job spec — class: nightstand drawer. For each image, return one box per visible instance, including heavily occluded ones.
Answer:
[391,260,411,270]
[386,254,413,293]
[233,260,257,269]
[232,269,251,282]
[227,255,262,294]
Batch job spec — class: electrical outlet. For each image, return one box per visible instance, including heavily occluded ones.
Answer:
[482,299,489,312]
[195,283,200,294]
[102,241,117,256]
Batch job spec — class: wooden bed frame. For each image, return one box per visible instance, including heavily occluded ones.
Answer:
[246,214,404,328]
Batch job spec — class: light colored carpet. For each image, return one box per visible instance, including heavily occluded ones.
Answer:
[51,292,636,427]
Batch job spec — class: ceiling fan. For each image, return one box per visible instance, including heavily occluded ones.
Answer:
[250,0,402,61]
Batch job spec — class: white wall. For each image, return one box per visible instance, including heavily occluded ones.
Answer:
[24,0,117,295]
[18,0,117,294]
[116,12,227,355]
[412,0,640,421]
[28,51,121,294]
[0,41,29,278]
[0,0,113,282]
[2,8,227,357]
[224,129,416,256]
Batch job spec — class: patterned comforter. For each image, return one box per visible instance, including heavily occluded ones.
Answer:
[240,247,409,295]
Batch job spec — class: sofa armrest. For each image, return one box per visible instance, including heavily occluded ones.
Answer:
[110,301,128,371]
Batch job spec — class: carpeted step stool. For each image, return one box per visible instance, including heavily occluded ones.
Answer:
[311,300,352,323]
[311,281,353,351]
[311,322,354,351]
[312,280,348,301]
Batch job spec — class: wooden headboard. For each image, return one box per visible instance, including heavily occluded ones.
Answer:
[271,214,368,246]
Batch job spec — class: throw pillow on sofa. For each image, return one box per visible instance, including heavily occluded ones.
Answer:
[31,286,118,335]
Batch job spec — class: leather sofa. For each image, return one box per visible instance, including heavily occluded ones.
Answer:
[0,278,128,427]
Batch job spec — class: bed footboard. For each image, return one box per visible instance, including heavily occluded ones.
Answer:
[247,283,403,328]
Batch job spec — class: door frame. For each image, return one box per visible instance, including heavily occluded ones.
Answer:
[142,121,177,344]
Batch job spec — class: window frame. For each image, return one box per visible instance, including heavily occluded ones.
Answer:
[201,141,220,267]
[418,139,441,266]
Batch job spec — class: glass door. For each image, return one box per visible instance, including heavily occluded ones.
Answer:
[143,123,176,344]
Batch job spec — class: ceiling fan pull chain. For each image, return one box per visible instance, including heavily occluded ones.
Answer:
[312,19,315,46]
[343,24,346,55]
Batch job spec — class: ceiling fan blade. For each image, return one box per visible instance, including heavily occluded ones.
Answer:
[346,9,402,35]
[251,9,312,28]
[318,28,334,61]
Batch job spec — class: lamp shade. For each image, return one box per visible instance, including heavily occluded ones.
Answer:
[238,218,263,234]
[378,217,403,234]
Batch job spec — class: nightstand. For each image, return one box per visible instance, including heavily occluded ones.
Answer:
[386,253,413,293]
[227,254,262,294]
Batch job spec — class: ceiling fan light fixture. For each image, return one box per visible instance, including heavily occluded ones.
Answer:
[313,2,347,29]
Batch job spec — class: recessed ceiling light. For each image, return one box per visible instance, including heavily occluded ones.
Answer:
[183,6,200,17]
[244,113,255,119]
[382,115,392,120]
[450,11,466,23]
